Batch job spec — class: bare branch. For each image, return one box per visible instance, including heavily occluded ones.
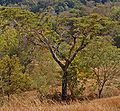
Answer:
[69,36,88,63]
[36,30,65,69]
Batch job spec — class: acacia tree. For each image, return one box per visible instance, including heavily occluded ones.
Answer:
[28,14,114,100]
[0,7,115,100]
[79,37,120,98]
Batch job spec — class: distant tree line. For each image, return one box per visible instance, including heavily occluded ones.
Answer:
[0,0,119,13]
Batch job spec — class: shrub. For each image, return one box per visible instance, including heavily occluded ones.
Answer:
[0,55,32,98]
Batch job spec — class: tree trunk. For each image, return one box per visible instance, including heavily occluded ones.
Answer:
[62,70,68,100]
[98,89,102,98]
[98,80,106,98]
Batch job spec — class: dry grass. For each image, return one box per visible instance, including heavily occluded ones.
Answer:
[42,96,120,111]
[0,91,120,111]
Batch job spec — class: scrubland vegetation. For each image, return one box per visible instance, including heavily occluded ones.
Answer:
[0,0,120,111]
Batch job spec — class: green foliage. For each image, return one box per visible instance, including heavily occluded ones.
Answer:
[0,6,37,24]
[39,13,115,62]
[0,25,18,55]
[68,61,88,97]
[0,6,38,71]
[0,55,32,96]
[79,37,120,97]
[81,37,120,69]
[26,49,59,97]
[112,6,120,21]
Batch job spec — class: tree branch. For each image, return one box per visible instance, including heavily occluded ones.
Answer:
[69,36,88,63]
[37,30,65,69]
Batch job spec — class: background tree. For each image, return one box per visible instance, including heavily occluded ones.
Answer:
[26,47,59,98]
[79,37,120,98]
[0,7,37,73]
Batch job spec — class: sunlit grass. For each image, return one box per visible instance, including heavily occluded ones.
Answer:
[0,91,120,111]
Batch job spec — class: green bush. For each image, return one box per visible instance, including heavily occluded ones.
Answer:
[0,55,32,97]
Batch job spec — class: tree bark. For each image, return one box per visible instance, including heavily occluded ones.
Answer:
[98,89,102,98]
[62,70,68,100]
[98,80,106,98]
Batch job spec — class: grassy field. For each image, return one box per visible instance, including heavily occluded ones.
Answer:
[0,91,120,111]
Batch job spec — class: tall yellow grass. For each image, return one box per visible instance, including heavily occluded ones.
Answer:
[0,92,120,111]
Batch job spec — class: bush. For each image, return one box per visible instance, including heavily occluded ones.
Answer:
[0,55,32,97]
